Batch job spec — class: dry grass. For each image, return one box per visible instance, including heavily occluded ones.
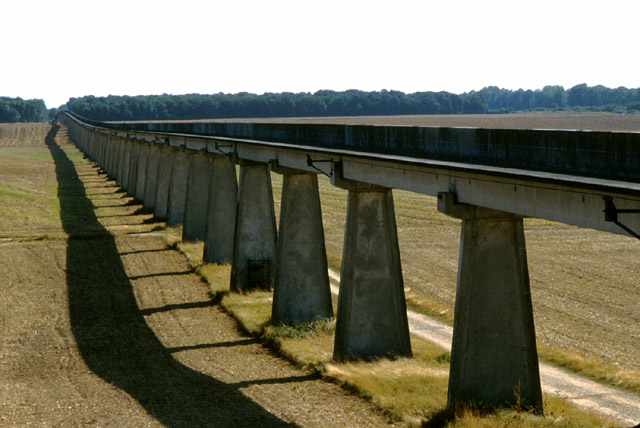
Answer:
[163,222,616,427]
[180,252,616,427]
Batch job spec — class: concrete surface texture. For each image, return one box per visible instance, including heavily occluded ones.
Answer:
[439,193,542,410]
[127,141,140,196]
[182,152,211,242]
[230,162,277,292]
[120,140,132,190]
[153,144,172,220]
[272,172,333,324]
[333,186,412,361]
[166,148,189,226]
[203,155,237,264]
[134,143,149,201]
[143,144,159,210]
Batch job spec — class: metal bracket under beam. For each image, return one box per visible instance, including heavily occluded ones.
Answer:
[306,155,332,177]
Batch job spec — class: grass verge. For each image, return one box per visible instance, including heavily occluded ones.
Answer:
[161,228,618,427]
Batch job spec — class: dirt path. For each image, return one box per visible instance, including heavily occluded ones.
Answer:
[328,270,640,426]
[0,124,396,427]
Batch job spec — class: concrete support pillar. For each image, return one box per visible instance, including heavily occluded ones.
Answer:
[143,143,160,211]
[333,181,411,361]
[182,151,211,242]
[437,192,542,411]
[272,172,332,324]
[153,144,172,220]
[104,135,114,178]
[115,137,126,185]
[98,134,107,169]
[134,143,149,202]
[121,140,133,190]
[166,147,189,226]
[229,161,277,292]
[203,155,237,264]
[127,142,141,197]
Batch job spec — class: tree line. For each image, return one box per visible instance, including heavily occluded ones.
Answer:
[64,85,640,122]
[0,97,50,123]
[4,84,640,123]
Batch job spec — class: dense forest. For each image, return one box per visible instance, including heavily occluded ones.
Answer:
[0,97,50,123]
[64,84,640,122]
[3,84,640,123]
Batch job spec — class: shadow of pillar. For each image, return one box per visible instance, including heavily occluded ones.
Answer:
[47,124,297,428]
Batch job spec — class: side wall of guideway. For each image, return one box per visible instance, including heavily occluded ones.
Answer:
[59,111,640,412]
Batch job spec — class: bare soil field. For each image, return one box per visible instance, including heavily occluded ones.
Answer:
[172,111,640,132]
[3,113,640,426]
[260,113,640,376]
[118,111,640,376]
[0,124,396,427]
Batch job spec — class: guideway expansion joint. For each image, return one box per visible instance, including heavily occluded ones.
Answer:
[603,195,640,240]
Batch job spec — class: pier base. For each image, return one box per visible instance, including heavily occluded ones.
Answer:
[438,192,542,411]
[333,183,411,361]
[230,162,277,292]
[272,172,332,324]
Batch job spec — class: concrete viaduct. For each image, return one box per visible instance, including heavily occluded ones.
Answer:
[58,111,640,413]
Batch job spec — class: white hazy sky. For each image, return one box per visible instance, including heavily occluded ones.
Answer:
[2,0,639,108]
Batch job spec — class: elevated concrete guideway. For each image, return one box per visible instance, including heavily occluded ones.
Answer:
[59,111,640,414]
[74,113,640,237]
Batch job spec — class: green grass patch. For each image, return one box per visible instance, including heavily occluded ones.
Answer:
[219,291,272,336]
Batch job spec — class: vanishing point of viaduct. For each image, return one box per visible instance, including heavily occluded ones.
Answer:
[59,111,640,412]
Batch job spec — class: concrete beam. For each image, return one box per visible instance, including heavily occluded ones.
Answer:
[167,146,189,226]
[438,192,542,411]
[272,172,333,324]
[203,155,237,264]
[182,151,211,242]
[333,183,411,361]
[230,161,277,292]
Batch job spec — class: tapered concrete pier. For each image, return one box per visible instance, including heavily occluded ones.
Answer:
[272,171,332,324]
[230,161,277,292]
[203,155,238,264]
[134,143,149,202]
[143,142,160,211]
[115,137,126,185]
[332,180,411,361]
[166,146,189,226]
[183,151,211,242]
[153,144,172,220]
[121,140,133,190]
[127,141,141,196]
[438,192,542,411]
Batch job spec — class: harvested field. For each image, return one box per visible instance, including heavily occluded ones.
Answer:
[2,113,640,425]
[0,124,396,427]
[142,111,640,133]
[261,113,640,378]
